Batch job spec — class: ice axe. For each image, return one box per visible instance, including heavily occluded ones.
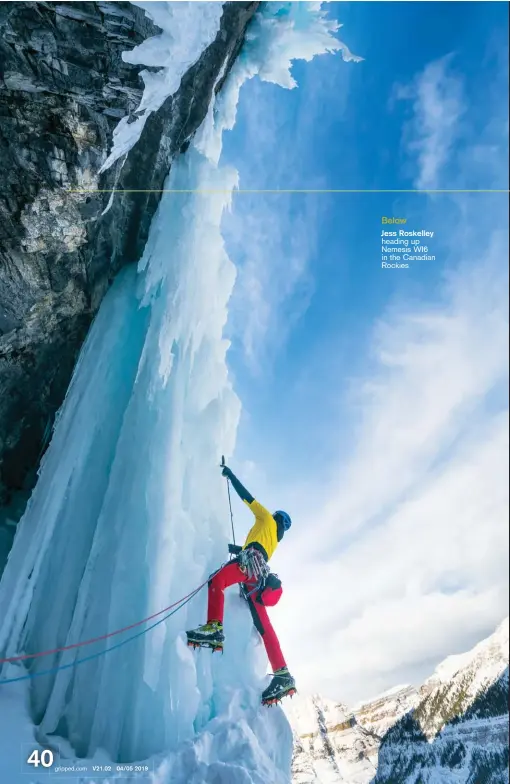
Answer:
[221,456,240,556]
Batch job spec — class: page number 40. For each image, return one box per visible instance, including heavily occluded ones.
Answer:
[27,749,54,768]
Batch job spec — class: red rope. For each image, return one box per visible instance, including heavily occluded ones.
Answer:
[0,578,209,664]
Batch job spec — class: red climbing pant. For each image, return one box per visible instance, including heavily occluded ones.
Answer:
[207,560,287,672]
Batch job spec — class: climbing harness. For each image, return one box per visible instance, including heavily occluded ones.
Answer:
[238,547,271,601]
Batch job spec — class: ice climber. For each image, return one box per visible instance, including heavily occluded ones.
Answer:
[186,464,296,706]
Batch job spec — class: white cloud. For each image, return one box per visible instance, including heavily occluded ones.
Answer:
[224,194,317,373]
[396,54,465,189]
[282,231,508,565]
[272,255,508,702]
[267,51,509,703]
[274,404,507,702]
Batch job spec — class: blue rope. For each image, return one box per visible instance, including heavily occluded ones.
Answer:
[0,585,203,685]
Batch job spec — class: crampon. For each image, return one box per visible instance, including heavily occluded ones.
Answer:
[262,686,297,706]
[187,638,223,653]
[261,668,297,706]
[186,622,224,654]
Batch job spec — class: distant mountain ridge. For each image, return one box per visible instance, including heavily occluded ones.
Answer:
[285,617,509,783]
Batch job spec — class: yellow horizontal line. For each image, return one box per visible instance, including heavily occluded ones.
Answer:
[67,188,509,194]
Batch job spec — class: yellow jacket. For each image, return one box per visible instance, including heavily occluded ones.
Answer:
[242,499,278,561]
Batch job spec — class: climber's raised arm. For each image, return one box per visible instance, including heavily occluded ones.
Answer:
[221,465,255,506]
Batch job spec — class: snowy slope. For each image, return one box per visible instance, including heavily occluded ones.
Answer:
[286,618,509,784]
[0,4,360,784]
[374,618,509,783]
[284,693,378,783]
[283,683,420,783]
[413,616,509,738]
[355,684,420,739]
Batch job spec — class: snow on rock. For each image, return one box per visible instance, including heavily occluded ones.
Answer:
[355,684,413,706]
[425,616,509,690]
[415,616,509,739]
[354,685,420,739]
[99,2,224,172]
[283,693,378,784]
[284,693,352,737]
[286,619,509,784]
[373,618,509,784]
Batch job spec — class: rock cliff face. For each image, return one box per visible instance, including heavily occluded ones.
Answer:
[355,684,420,740]
[374,617,509,784]
[0,2,258,532]
[284,693,380,783]
[286,618,509,784]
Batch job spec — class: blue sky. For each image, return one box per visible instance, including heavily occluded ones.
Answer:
[218,2,508,703]
[221,1,507,480]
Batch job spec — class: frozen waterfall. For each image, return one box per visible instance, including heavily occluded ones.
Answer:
[0,3,350,781]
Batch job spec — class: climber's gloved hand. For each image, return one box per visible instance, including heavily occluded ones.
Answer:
[219,458,254,504]
[221,464,232,479]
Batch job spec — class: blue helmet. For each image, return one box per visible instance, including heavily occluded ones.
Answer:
[273,510,292,531]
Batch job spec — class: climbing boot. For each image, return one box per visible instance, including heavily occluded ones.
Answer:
[186,621,224,653]
[261,668,297,706]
